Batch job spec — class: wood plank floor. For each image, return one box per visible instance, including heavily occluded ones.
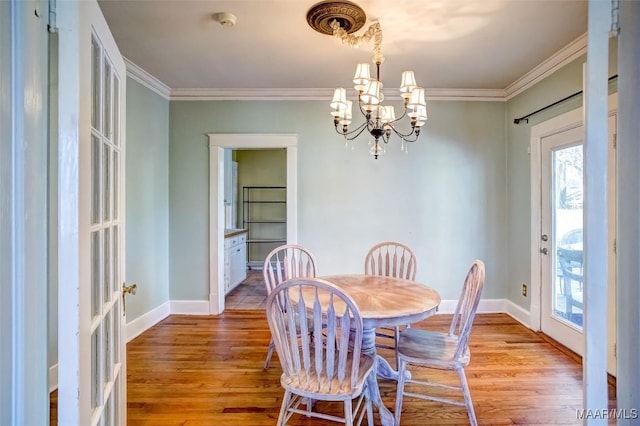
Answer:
[51,312,617,425]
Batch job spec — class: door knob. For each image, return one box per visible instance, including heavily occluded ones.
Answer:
[123,283,137,295]
[122,283,137,315]
[540,248,549,255]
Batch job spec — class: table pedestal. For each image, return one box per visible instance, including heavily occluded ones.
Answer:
[361,327,396,426]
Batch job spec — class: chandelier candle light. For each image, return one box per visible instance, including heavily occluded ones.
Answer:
[307,1,428,159]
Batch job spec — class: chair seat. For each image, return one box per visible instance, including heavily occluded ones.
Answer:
[281,354,375,399]
[397,328,470,369]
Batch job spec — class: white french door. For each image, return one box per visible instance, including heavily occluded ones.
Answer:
[540,125,585,353]
[57,1,127,424]
[88,23,126,426]
[538,114,617,375]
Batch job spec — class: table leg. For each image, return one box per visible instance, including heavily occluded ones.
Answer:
[376,354,402,380]
[361,328,395,426]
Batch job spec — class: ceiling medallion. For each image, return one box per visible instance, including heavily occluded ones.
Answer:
[306,1,366,35]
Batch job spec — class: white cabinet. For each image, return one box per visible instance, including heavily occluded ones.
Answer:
[224,231,247,294]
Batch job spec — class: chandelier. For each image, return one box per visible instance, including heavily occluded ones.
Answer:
[307,1,428,159]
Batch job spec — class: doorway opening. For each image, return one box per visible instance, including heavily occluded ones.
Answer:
[207,134,298,314]
[224,148,287,310]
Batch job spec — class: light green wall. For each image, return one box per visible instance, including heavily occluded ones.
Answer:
[125,78,170,320]
[169,100,507,301]
[505,37,618,309]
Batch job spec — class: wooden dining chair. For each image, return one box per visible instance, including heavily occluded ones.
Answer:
[266,278,375,426]
[364,241,417,281]
[557,247,583,319]
[262,244,318,369]
[394,260,485,426]
[364,241,418,363]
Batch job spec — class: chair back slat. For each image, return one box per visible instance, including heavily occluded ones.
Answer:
[274,297,295,376]
[284,295,302,373]
[264,244,318,293]
[264,245,318,313]
[450,260,485,361]
[297,287,311,373]
[364,241,417,281]
[313,292,324,379]
[338,311,352,383]
[325,297,337,382]
[266,278,364,392]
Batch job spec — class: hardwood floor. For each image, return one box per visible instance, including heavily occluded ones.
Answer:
[51,312,617,425]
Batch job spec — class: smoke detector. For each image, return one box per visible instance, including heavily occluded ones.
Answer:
[213,12,237,28]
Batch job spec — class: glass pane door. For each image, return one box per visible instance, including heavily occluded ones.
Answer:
[551,144,583,329]
[540,124,584,355]
[89,31,123,426]
[57,3,126,425]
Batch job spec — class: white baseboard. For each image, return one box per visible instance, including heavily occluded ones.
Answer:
[170,300,211,315]
[49,363,58,393]
[436,298,506,314]
[121,298,532,347]
[247,261,263,270]
[126,301,171,343]
[436,298,532,328]
[504,299,532,329]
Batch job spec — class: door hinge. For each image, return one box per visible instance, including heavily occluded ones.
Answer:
[614,343,617,358]
[48,0,58,33]
[614,238,617,253]
[613,133,617,149]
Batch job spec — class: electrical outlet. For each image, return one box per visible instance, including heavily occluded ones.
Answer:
[522,283,527,297]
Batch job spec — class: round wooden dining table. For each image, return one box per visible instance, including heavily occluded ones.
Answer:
[319,274,441,426]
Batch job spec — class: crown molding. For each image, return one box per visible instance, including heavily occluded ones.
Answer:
[169,87,506,102]
[126,33,586,103]
[504,32,587,100]
[170,88,333,101]
[124,57,171,100]
[425,88,506,102]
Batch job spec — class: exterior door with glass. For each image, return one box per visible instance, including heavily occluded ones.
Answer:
[539,114,616,375]
[540,125,585,353]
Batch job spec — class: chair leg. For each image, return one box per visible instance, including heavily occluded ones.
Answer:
[456,367,477,426]
[277,390,292,426]
[264,338,275,369]
[395,358,407,425]
[366,389,374,426]
[344,399,354,426]
[305,397,315,417]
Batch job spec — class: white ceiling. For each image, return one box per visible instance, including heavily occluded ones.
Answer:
[98,0,588,92]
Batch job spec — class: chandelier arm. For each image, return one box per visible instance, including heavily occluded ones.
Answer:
[388,106,409,124]
[335,121,367,137]
[355,99,377,131]
[389,124,418,140]
[344,124,371,141]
